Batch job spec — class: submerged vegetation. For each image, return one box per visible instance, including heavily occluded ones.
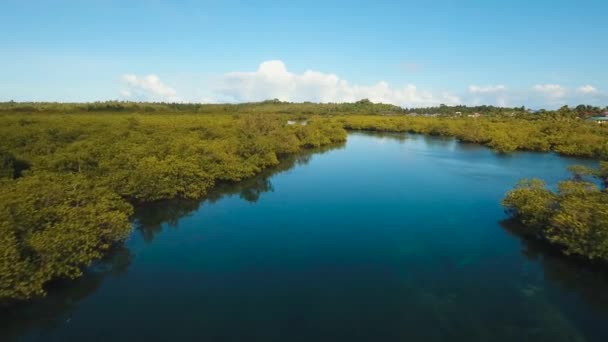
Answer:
[503,162,608,262]
[1,100,607,301]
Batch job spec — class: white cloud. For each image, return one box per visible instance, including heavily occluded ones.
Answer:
[216,60,459,107]
[120,74,179,102]
[466,85,509,106]
[116,64,606,109]
[468,85,506,94]
[532,84,566,99]
[577,85,598,94]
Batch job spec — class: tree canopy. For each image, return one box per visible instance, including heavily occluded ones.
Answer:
[503,162,608,262]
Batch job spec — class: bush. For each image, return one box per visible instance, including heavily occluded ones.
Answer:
[503,166,608,262]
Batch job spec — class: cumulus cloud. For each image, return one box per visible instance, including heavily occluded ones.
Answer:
[466,84,509,106]
[468,85,506,94]
[117,63,606,109]
[533,84,566,99]
[577,85,598,94]
[216,60,459,107]
[120,74,179,102]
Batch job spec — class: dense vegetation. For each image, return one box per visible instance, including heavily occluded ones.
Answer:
[4,100,605,117]
[1,100,607,302]
[0,111,346,301]
[402,103,608,118]
[502,162,608,262]
[0,99,404,116]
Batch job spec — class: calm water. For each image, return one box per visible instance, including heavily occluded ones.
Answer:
[3,132,608,341]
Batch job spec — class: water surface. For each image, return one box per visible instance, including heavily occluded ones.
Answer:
[3,132,608,341]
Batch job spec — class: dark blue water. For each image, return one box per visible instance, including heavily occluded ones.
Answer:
[3,132,608,341]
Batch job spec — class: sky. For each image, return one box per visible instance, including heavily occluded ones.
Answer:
[1,0,607,109]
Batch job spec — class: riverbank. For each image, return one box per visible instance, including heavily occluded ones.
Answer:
[337,115,608,158]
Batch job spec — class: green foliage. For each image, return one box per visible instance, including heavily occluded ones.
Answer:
[502,179,557,234]
[487,130,519,153]
[0,173,132,300]
[0,99,405,116]
[503,165,608,262]
[0,150,28,179]
[598,161,608,186]
[115,155,214,201]
[0,150,16,179]
[567,165,596,180]
[547,182,608,259]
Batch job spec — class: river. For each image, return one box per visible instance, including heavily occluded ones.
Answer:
[2,132,607,341]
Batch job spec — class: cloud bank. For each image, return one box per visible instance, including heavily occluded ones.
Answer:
[468,85,506,94]
[467,84,509,107]
[533,84,567,99]
[215,60,459,107]
[577,85,598,94]
[121,74,179,102]
[119,61,606,109]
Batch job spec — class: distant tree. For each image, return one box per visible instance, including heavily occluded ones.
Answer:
[356,99,372,105]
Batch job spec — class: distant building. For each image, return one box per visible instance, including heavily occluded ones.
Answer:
[590,117,608,124]
[287,120,307,126]
[467,113,481,118]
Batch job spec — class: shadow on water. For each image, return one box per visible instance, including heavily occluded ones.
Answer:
[393,221,608,342]
[0,142,345,341]
[500,219,608,319]
[133,142,345,243]
[349,130,408,143]
[0,246,133,341]
[420,134,455,148]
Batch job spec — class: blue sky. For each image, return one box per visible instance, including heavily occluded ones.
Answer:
[1,0,607,108]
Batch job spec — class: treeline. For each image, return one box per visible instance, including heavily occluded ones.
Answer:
[546,104,608,118]
[503,163,608,261]
[337,115,608,158]
[4,100,605,118]
[0,113,346,301]
[402,104,608,117]
[0,99,403,115]
[403,104,527,115]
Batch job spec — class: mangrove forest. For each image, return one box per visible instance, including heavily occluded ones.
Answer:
[1,100,608,303]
